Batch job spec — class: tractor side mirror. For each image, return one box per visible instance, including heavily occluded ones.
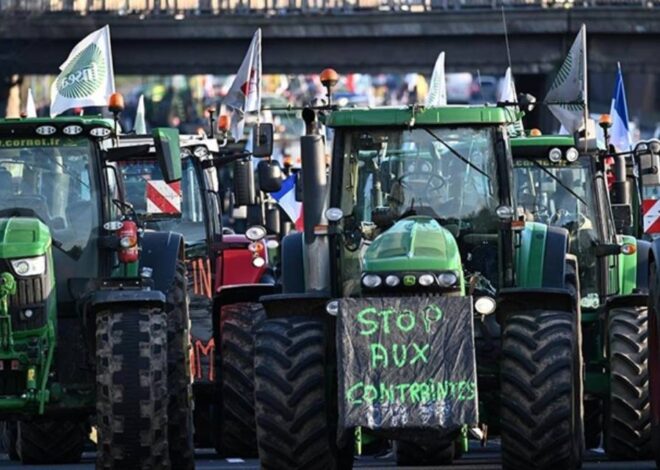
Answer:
[638,141,660,186]
[252,123,274,157]
[153,128,182,183]
[233,158,256,206]
[611,203,633,233]
[593,243,622,257]
[257,160,283,193]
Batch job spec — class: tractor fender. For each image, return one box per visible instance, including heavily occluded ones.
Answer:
[515,223,569,289]
[259,292,331,320]
[211,283,281,344]
[140,231,185,293]
[214,284,281,310]
[88,290,166,309]
[281,232,305,294]
[496,287,575,324]
[605,293,647,311]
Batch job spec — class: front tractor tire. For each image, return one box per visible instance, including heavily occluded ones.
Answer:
[253,317,351,470]
[214,302,265,457]
[604,306,651,460]
[501,310,582,470]
[165,261,195,470]
[16,420,85,464]
[96,307,169,470]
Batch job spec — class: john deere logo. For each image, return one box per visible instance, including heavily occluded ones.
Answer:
[56,43,106,99]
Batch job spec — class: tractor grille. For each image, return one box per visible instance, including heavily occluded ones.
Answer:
[0,260,49,332]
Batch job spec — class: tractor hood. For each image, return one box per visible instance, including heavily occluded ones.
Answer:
[362,216,462,273]
[0,218,51,259]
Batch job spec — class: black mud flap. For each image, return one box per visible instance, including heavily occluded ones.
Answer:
[337,296,478,433]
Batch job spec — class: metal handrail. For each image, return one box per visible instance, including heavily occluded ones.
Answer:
[0,0,656,14]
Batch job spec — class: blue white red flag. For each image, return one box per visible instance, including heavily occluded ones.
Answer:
[610,63,631,152]
[272,173,303,231]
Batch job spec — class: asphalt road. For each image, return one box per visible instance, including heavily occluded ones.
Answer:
[0,446,654,469]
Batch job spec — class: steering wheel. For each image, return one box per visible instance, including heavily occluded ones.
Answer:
[550,209,587,232]
[397,173,447,202]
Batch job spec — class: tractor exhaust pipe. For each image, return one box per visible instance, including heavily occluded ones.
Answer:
[300,107,330,293]
[611,154,631,205]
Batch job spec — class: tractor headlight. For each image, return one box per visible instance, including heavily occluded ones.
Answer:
[90,127,112,138]
[35,125,56,136]
[474,296,496,315]
[385,275,400,287]
[246,225,267,241]
[63,125,83,136]
[418,274,436,287]
[11,256,46,277]
[548,147,562,163]
[565,147,579,162]
[437,272,458,287]
[362,274,382,288]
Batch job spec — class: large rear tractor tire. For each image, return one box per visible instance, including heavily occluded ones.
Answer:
[96,307,170,469]
[214,302,265,457]
[604,306,651,460]
[254,317,351,470]
[395,434,456,466]
[166,261,195,470]
[16,420,85,464]
[649,263,660,468]
[501,310,582,470]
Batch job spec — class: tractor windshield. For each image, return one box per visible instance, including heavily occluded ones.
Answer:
[0,137,99,259]
[340,126,499,229]
[513,157,600,304]
[118,156,206,247]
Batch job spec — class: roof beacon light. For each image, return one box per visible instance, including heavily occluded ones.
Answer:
[599,114,613,129]
[529,129,542,137]
[108,93,125,114]
[218,115,231,132]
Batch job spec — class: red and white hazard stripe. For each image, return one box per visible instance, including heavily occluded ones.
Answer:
[146,180,182,215]
[643,199,660,234]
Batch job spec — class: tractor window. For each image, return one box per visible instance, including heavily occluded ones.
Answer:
[341,127,500,230]
[513,157,600,304]
[118,157,207,247]
[336,126,502,295]
[0,138,99,260]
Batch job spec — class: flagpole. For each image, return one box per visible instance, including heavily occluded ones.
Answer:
[581,25,588,152]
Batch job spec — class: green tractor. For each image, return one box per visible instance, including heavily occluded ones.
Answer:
[511,132,652,459]
[0,113,194,468]
[253,87,583,469]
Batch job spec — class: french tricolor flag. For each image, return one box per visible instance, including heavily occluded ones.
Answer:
[272,173,303,231]
[610,63,631,152]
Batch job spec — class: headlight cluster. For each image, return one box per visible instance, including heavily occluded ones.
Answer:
[36,124,113,139]
[361,271,459,289]
[548,146,579,163]
[11,255,46,277]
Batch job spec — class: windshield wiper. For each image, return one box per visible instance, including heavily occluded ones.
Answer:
[422,128,490,179]
[523,157,588,207]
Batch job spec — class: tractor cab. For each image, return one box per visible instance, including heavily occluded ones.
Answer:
[511,135,605,309]
[327,107,513,300]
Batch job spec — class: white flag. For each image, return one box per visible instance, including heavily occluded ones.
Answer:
[134,94,146,134]
[50,25,115,117]
[499,67,516,103]
[544,25,587,134]
[223,29,262,139]
[425,52,447,107]
[26,88,37,118]
[499,67,524,137]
